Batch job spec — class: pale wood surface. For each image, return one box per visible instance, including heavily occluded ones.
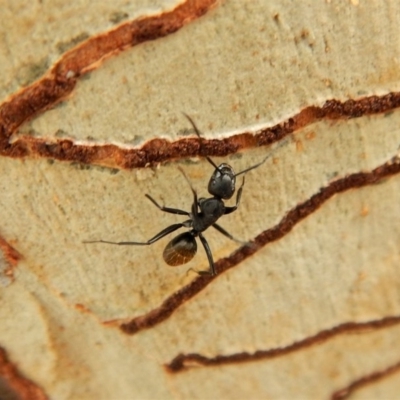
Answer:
[1,1,400,399]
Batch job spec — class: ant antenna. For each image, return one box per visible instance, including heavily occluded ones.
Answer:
[182,113,221,172]
[183,113,291,178]
[177,166,196,197]
[234,136,290,177]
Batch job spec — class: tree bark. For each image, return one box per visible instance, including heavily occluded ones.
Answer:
[1,1,400,399]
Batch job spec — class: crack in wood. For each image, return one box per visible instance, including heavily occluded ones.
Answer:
[165,315,400,372]
[0,0,400,170]
[118,154,400,335]
[1,93,400,168]
[0,0,218,146]
[330,358,400,400]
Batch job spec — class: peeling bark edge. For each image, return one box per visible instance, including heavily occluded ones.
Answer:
[1,0,400,169]
[0,0,219,147]
[0,347,48,400]
[117,154,400,335]
[2,93,400,169]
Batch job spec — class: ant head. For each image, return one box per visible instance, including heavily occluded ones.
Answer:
[208,163,236,199]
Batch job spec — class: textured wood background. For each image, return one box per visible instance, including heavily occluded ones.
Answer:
[1,1,400,399]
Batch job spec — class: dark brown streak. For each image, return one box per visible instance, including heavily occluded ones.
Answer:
[3,93,400,169]
[331,359,400,400]
[0,0,219,158]
[120,155,400,335]
[166,315,400,372]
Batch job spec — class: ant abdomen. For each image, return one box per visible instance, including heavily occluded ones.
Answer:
[163,232,197,266]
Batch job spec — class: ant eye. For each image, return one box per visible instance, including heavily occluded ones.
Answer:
[163,232,197,266]
[208,163,236,199]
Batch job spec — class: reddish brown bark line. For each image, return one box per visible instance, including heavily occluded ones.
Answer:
[2,93,400,169]
[118,155,400,335]
[0,236,21,281]
[0,0,399,168]
[166,315,400,372]
[0,0,218,142]
[0,347,48,400]
[331,360,400,400]
[0,237,21,268]
[53,0,218,78]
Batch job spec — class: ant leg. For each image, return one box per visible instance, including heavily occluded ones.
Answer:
[224,176,245,215]
[145,194,189,216]
[212,222,255,249]
[182,113,221,172]
[177,166,199,217]
[212,223,248,244]
[83,223,184,246]
[191,189,199,218]
[198,233,216,276]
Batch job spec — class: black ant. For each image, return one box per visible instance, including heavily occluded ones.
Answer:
[84,115,287,276]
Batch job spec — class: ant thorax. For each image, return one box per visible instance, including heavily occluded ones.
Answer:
[208,163,236,200]
[192,197,226,232]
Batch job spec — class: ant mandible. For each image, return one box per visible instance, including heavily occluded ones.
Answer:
[85,114,284,276]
